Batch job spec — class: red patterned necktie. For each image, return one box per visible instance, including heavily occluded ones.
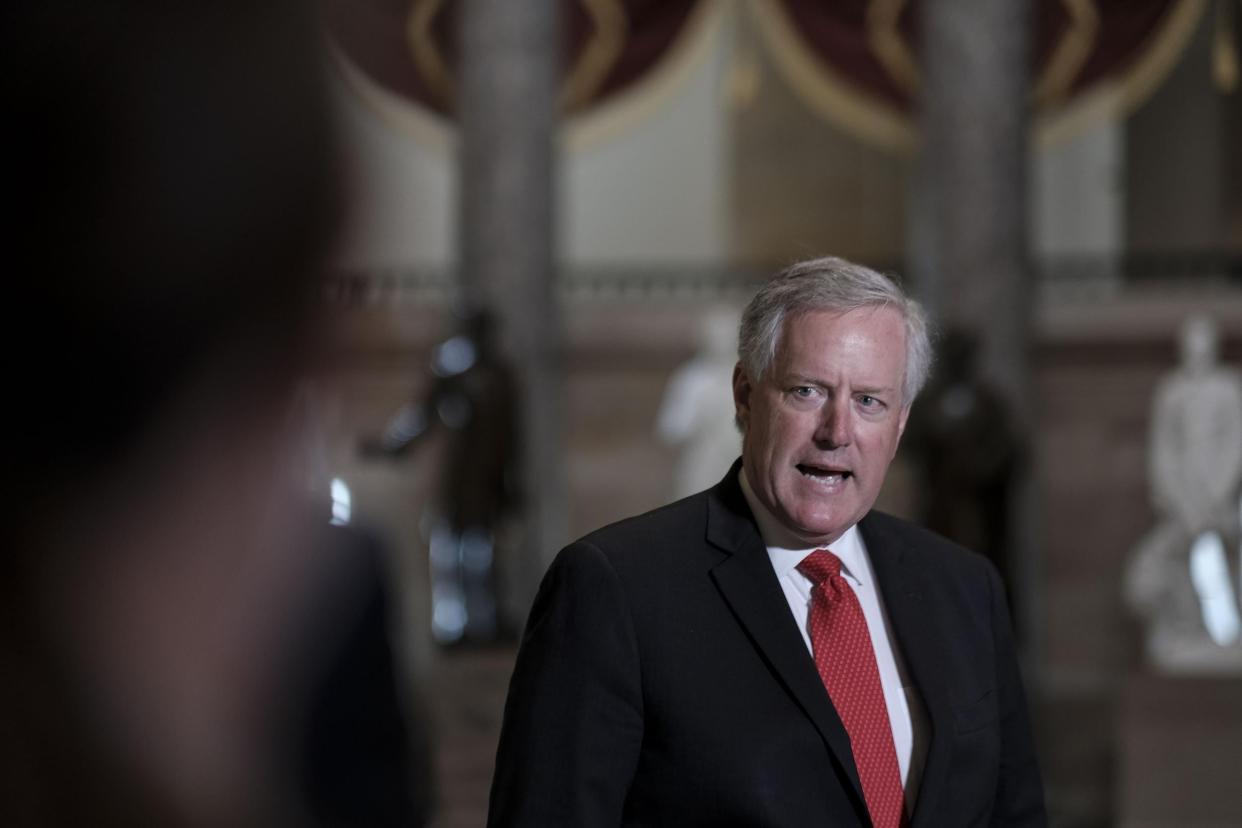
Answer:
[798,549,907,828]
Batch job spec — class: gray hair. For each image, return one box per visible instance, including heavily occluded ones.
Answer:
[738,256,933,405]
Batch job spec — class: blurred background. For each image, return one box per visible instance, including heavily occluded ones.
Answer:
[323,2,1241,825]
[6,1,1240,827]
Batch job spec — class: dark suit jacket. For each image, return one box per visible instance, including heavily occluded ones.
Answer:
[488,464,1046,827]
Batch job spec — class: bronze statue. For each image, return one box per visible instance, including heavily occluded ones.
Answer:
[366,309,520,645]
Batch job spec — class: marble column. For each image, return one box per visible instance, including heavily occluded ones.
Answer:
[907,0,1036,642]
[457,0,565,623]
[910,0,1032,403]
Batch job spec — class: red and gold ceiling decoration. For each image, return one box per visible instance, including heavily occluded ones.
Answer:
[750,0,1210,148]
[325,0,1213,148]
[324,0,705,118]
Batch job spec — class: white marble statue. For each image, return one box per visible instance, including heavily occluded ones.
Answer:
[657,307,743,499]
[1125,315,1242,673]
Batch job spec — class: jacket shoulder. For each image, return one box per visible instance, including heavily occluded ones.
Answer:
[575,490,712,559]
[862,510,997,577]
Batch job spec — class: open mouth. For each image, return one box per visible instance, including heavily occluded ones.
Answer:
[796,464,851,482]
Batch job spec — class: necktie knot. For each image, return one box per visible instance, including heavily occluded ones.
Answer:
[797,548,842,586]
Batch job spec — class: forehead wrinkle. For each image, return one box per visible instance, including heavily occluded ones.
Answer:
[776,314,905,395]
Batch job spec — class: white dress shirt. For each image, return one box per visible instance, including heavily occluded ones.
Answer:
[739,469,927,806]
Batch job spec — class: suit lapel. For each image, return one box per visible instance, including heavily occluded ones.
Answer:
[705,469,868,813]
[860,514,954,828]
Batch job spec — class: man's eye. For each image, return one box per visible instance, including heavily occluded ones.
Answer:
[794,386,816,398]
[858,395,880,408]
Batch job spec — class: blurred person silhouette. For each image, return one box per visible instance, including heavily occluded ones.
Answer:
[2,1,423,826]
[364,308,521,646]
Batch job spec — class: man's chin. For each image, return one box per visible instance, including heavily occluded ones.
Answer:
[777,495,861,543]
[785,518,851,548]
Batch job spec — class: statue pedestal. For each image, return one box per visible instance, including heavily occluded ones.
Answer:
[1116,675,1242,828]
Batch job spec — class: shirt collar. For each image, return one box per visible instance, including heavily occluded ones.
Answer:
[738,466,867,587]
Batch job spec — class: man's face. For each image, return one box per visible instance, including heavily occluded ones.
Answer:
[734,306,910,546]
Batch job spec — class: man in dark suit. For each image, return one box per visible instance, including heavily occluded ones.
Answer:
[488,257,1046,827]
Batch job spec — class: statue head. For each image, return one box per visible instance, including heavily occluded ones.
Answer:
[1178,315,1219,373]
[699,306,742,356]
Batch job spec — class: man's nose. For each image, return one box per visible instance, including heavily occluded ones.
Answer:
[814,398,851,448]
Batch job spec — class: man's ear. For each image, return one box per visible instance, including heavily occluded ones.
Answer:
[732,362,751,428]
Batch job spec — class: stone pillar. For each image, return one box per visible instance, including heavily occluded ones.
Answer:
[910,0,1032,405]
[457,0,565,623]
[1127,12,1229,253]
[907,0,1036,643]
